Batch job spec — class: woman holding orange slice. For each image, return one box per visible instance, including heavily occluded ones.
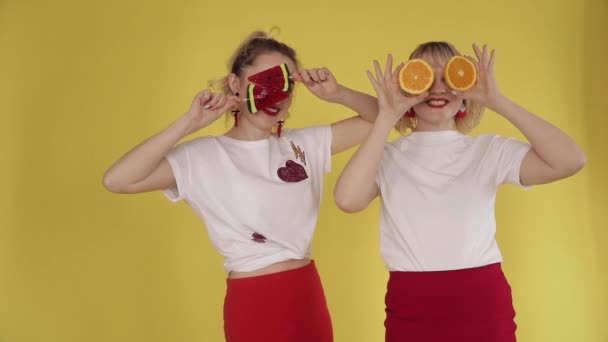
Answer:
[334,42,586,342]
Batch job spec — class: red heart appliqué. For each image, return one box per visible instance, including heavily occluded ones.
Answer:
[277,160,308,183]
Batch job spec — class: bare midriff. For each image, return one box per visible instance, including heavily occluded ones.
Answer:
[228,258,311,279]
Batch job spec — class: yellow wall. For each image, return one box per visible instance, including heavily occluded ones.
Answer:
[1,0,606,341]
[584,0,608,339]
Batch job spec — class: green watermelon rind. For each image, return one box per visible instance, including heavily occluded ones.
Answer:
[247,84,257,113]
[279,64,291,92]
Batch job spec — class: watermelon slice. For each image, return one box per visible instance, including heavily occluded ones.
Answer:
[247,63,293,93]
[246,84,289,114]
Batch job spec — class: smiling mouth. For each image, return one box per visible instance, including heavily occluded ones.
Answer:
[425,99,449,108]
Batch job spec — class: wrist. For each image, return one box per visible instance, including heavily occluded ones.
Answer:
[376,112,400,130]
[331,85,349,104]
[175,112,198,137]
[487,93,512,114]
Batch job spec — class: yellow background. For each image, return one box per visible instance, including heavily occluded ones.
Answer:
[1,0,606,341]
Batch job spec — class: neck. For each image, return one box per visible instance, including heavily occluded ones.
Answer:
[414,118,455,132]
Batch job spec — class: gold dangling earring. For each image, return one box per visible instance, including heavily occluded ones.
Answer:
[409,116,417,129]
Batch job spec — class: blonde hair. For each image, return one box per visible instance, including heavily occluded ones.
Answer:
[208,28,300,95]
[395,42,484,135]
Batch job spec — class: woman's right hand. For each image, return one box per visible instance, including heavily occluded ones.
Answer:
[185,89,240,135]
[366,54,428,124]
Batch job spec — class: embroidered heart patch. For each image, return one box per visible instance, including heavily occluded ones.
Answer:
[277,160,308,183]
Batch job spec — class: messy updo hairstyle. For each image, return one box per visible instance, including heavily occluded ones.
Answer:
[209,28,300,96]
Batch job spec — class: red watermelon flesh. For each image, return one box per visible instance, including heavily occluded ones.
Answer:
[246,84,289,115]
[247,64,293,92]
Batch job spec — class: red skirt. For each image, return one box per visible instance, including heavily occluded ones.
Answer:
[223,261,333,342]
[385,263,517,342]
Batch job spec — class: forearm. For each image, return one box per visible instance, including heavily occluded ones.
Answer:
[334,86,379,122]
[334,114,394,212]
[103,114,192,189]
[491,95,587,172]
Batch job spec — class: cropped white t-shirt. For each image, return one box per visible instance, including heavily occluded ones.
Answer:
[164,126,332,273]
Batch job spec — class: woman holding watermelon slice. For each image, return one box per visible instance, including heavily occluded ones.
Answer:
[334,42,586,342]
[102,30,378,342]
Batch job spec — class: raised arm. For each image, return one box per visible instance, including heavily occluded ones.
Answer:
[334,55,427,212]
[293,67,378,154]
[102,90,238,194]
[461,44,586,186]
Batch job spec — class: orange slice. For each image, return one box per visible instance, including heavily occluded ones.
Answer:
[398,59,434,94]
[445,56,476,91]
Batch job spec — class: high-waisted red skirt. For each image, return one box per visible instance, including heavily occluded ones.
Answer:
[385,263,517,342]
[223,261,333,342]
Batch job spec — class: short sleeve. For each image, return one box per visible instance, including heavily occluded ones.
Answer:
[162,142,192,202]
[286,125,333,174]
[375,143,393,192]
[489,136,532,187]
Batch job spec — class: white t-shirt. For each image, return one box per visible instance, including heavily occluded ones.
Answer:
[163,126,332,273]
[377,131,531,272]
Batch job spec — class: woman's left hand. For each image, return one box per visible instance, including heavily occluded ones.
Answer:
[293,67,344,103]
[456,44,505,111]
